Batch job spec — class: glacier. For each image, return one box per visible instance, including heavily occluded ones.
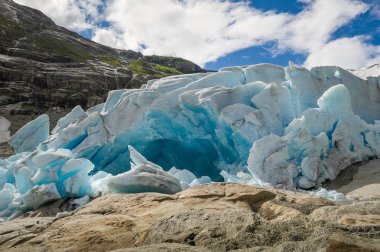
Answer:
[9,114,49,153]
[1,63,380,219]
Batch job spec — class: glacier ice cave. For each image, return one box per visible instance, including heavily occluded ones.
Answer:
[1,63,380,220]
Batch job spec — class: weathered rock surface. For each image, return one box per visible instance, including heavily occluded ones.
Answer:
[112,243,211,252]
[0,0,204,138]
[0,183,379,252]
[325,159,380,200]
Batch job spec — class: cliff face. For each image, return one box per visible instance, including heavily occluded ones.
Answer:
[0,0,204,132]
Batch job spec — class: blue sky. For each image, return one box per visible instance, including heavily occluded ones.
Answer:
[206,0,380,70]
[14,0,380,70]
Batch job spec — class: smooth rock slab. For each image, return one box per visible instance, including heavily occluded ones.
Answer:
[330,159,380,199]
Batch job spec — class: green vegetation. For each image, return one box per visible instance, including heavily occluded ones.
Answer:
[33,34,92,62]
[0,17,29,46]
[0,17,91,62]
[148,55,181,61]
[0,16,193,72]
[0,17,16,26]
[154,64,182,74]
[128,59,183,78]
[128,60,152,75]
[144,55,203,74]
[99,55,123,67]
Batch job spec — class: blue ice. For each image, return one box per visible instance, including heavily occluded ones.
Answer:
[1,63,380,218]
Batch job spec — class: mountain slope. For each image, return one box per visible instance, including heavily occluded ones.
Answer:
[0,0,204,132]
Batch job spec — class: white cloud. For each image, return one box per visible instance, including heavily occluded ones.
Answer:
[14,0,375,68]
[93,0,290,66]
[277,0,368,53]
[304,36,380,69]
[92,0,368,66]
[14,0,102,32]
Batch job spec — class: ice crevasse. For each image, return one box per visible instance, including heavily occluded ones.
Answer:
[1,63,380,220]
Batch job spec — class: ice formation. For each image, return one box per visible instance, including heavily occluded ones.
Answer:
[106,145,184,194]
[349,64,380,79]
[1,63,380,219]
[9,114,49,153]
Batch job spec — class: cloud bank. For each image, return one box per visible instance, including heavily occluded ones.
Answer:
[14,0,103,32]
[14,0,380,69]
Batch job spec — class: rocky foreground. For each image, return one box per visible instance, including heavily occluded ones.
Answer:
[0,182,379,252]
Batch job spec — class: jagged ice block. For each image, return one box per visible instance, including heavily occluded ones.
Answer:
[1,63,380,219]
